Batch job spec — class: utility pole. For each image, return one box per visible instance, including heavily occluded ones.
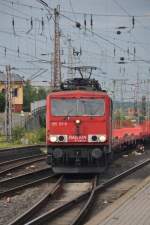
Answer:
[111,79,127,128]
[112,79,127,103]
[145,79,150,130]
[112,79,116,128]
[5,65,12,141]
[67,37,74,79]
[36,1,61,87]
[50,52,54,87]
[134,72,140,124]
[53,5,61,88]
[112,79,116,103]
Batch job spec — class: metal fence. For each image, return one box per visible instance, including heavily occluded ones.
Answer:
[31,100,46,113]
[0,113,27,134]
[0,100,46,134]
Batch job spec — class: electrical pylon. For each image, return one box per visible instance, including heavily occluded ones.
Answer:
[53,5,61,88]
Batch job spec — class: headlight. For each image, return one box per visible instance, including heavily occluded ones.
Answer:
[58,135,65,142]
[91,135,98,142]
[75,119,81,124]
[50,136,57,142]
[88,135,106,142]
[99,135,106,142]
[88,135,99,142]
[49,135,67,142]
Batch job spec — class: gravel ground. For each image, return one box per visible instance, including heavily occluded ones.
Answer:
[27,181,91,223]
[44,201,86,225]
[0,181,55,225]
[0,147,150,225]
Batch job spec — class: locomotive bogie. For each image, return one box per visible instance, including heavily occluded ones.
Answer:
[47,145,111,173]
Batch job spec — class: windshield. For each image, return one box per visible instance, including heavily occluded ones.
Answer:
[51,99,105,116]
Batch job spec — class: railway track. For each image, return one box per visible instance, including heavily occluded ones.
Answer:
[8,175,94,225]
[0,145,45,162]
[0,154,47,179]
[0,153,46,168]
[8,158,150,225]
[0,167,53,198]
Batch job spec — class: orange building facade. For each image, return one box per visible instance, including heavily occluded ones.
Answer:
[0,72,24,112]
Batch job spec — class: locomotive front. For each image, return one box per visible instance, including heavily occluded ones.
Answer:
[46,80,112,173]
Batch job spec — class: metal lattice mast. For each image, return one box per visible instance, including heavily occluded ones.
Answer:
[135,72,140,123]
[53,5,61,88]
[67,37,74,79]
[5,65,12,141]
[51,52,54,86]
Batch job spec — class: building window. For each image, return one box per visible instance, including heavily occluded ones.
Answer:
[1,88,5,94]
[13,88,18,97]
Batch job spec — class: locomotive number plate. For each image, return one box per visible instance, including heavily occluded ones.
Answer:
[68,135,87,142]
[51,122,68,126]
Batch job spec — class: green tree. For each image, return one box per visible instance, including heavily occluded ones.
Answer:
[23,80,38,111]
[23,81,49,112]
[37,88,47,100]
[0,92,5,112]
[23,80,33,112]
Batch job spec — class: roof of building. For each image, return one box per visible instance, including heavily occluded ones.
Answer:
[0,71,24,82]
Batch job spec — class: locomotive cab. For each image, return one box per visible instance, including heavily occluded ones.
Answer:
[46,78,112,173]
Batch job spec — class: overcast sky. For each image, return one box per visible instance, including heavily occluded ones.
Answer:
[0,0,150,99]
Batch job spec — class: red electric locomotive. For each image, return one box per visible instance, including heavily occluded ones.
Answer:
[46,78,112,173]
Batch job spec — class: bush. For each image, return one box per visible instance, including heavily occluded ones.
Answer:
[36,128,45,142]
[24,132,37,144]
[11,127,45,144]
[24,128,46,144]
[12,127,25,143]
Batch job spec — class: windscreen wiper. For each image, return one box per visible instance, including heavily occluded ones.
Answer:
[63,109,74,120]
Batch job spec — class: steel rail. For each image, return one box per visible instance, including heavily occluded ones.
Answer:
[0,144,45,152]
[0,153,45,167]
[8,175,63,225]
[23,158,150,225]
[70,176,98,225]
[0,145,45,162]
[0,155,46,177]
[0,167,53,198]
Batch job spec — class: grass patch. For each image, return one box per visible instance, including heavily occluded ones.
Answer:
[24,128,45,144]
[0,127,46,148]
[0,136,24,149]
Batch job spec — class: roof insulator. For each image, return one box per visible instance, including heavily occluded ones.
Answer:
[84,14,86,31]
[117,26,127,29]
[12,17,15,27]
[134,47,136,56]
[90,14,93,30]
[114,48,116,57]
[80,47,82,55]
[4,47,6,56]
[116,30,121,35]
[17,46,20,57]
[120,57,125,61]
[31,17,33,29]
[76,21,81,29]
[41,17,44,32]
[12,17,16,35]
[132,16,135,29]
